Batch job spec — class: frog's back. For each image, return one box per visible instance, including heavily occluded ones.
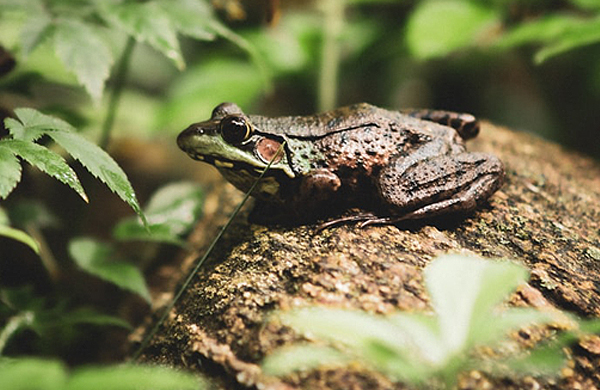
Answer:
[250,103,395,138]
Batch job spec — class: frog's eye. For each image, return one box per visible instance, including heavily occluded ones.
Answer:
[220,115,252,144]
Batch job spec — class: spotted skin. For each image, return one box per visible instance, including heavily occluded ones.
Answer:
[177,103,504,225]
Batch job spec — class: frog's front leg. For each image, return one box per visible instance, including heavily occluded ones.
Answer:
[371,152,504,225]
[289,168,342,218]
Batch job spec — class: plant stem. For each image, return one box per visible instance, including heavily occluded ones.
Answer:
[318,0,345,111]
[0,312,34,355]
[26,224,59,282]
[99,37,135,149]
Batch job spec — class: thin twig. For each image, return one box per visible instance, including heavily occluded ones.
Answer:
[318,0,345,111]
[131,143,286,361]
[99,37,136,149]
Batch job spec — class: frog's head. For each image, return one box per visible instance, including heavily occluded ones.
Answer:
[177,102,295,195]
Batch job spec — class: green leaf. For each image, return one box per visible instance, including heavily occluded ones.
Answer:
[114,223,187,246]
[100,1,185,70]
[53,19,113,102]
[155,0,217,41]
[9,108,146,223]
[67,364,203,390]
[505,340,567,376]
[20,12,54,57]
[2,139,88,202]
[114,182,203,244]
[265,255,555,385]
[278,307,405,351]
[6,107,72,142]
[534,18,600,63]
[496,15,600,64]
[496,15,582,49]
[243,13,319,74]
[406,0,500,60]
[262,344,349,376]
[49,130,146,223]
[69,237,151,303]
[0,144,21,199]
[568,0,600,10]
[57,308,131,329]
[275,307,430,381]
[424,255,529,352]
[143,182,202,231]
[0,358,205,390]
[158,59,264,131]
[0,357,68,390]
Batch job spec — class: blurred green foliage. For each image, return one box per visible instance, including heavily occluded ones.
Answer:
[0,357,207,390]
[263,255,600,388]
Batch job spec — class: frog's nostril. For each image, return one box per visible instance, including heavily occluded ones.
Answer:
[177,125,198,150]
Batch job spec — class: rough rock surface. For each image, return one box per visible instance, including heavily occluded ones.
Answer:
[135,122,600,389]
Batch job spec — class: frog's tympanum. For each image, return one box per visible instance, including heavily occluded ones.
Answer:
[177,103,504,226]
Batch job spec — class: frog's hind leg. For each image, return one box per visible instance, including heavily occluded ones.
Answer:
[403,109,480,140]
[363,174,500,226]
[372,152,504,226]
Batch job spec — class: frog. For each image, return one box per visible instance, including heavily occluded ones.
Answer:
[177,102,504,227]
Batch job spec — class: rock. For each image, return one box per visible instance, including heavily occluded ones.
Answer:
[135,122,600,389]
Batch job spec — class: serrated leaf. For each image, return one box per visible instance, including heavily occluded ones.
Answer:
[69,237,151,303]
[49,130,144,218]
[10,108,146,224]
[0,144,21,199]
[53,19,113,101]
[3,139,88,202]
[406,0,499,59]
[100,1,184,69]
[7,107,72,141]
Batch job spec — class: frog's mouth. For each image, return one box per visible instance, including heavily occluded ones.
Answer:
[188,152,292,178]
[189,151,270,177]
